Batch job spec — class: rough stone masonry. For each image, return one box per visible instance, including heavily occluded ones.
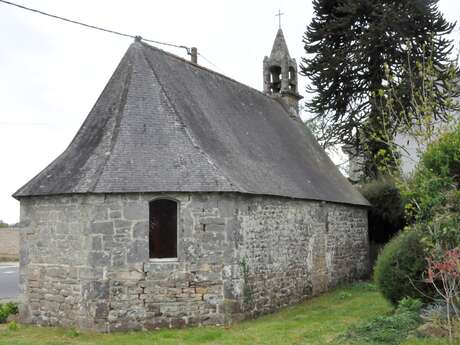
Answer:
[19,193,368,332]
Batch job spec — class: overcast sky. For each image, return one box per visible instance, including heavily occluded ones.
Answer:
[1,0,459,224]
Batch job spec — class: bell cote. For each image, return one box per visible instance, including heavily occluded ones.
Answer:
[263,29,303,117]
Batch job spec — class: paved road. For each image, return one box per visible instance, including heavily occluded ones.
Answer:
[0,263,19,300]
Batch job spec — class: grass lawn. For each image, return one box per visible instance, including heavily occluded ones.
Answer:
[0,283,454,345]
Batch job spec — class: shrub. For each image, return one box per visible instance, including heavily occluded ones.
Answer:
[374,227,434,305]
[403,168,453,222]
[65,328,80,338]
[422,127,460,184]
[423,200,460,252]
[343,297,423,344]
[0,303,18,323]
[402,124,460,222]
[396,297,423,314]
[359,176,406,243]
[7,320,18,331]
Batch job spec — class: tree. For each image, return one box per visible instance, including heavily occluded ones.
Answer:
[374,60,460,340]
[371,51,458,178]
[301,0,456,179]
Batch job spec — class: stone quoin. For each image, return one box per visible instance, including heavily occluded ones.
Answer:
[14,29,370,332]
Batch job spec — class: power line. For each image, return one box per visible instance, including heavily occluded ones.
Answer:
[0,0,226,73]
[197,52,222,71]
[0,0,191,54]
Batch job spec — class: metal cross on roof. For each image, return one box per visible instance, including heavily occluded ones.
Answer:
[275,9,284,29]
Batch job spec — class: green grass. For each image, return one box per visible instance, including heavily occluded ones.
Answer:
[0,283,454,345]
[403,340,456,345]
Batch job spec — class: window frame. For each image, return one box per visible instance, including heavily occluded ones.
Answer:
[148,197,180,262]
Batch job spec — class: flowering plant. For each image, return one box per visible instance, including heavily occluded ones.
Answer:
[426,247,460,342]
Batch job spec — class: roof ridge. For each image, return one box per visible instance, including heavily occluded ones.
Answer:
[139,44,242,192]
[138,41,292,107]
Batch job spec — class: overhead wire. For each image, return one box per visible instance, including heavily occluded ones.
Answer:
[197,52,223,72]
[0,0,191,54]
[0,0,224,73]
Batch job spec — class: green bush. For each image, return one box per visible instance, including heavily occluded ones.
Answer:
[422,126,460,183]
[396,296,423,314]
[0,303,18,323]
[403,169,453,222]
[359,176,406,243]
[65,328,80,338]
[343,297,423,344]
[403,124,460,222]
[400,125,460,253]
[374,227,434,305]
[7,320,19,331]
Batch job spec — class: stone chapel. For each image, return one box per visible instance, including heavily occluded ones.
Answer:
[14,29,369,331]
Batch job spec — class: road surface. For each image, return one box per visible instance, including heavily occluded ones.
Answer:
[0,263,19,300]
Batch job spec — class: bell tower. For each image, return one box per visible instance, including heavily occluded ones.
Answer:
[263,27,303,117]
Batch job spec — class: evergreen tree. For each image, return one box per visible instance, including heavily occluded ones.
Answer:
[301,0,457,179]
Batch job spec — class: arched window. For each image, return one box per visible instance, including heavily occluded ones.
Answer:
[149,199,178,259]
[288,66,295,81]
[269,65,282,93]
[288,66,296,92]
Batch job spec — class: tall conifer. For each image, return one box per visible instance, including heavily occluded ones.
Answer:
[301,0,456,178]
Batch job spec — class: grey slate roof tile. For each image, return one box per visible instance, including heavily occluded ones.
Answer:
[14,41,369,207]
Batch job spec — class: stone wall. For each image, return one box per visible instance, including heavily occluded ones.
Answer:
[19,196,101,328]
[223,197,369,318]
[18,192,368,331]
[0,228,19,259]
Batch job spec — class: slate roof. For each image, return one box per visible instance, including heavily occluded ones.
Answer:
[270,29,291,60]
[14,41,369,206]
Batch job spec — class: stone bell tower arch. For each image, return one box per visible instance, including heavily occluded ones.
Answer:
[263,24,303,117]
